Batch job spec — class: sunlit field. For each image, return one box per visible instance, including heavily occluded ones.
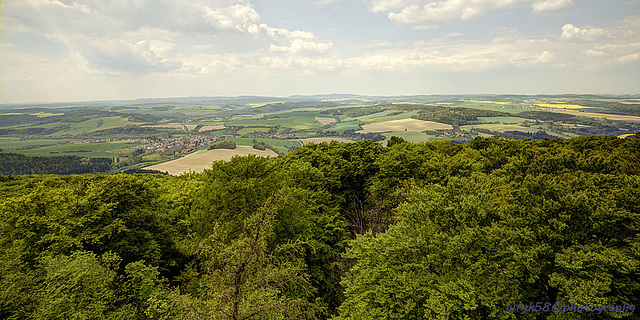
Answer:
[536,103,592,109]
[145,145,277,175]
[358,118,453,133]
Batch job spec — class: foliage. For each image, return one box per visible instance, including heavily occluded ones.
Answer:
[0,153,113,175]
[1,133,640,319]
[209,141,237,150]
[336,172,640,319]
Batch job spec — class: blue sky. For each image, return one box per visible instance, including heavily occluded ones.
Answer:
[1,0,639,103]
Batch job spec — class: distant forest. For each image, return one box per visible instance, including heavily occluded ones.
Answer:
[1,134,639,319]
[0,153,113,175]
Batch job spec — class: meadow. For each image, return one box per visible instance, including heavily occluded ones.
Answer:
[323,120,362,132]
[314,116,336,125]
[474,116,532,123]
[8,142,140,158]
[459,123,543,133]
[236,127,272,135]
[0,138,72,149]
[225,111,326,130]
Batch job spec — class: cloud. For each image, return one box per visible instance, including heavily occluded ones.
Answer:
[2,0,318,74]
[72,37,182,73]
[269,39,333,55]
[582,49,606,57]
[531,0,573,13]
[617,52,640,62]
[560,24,608,41]
[370,0,574,25]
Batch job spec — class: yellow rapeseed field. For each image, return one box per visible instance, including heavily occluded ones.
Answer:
[536,103,592,109]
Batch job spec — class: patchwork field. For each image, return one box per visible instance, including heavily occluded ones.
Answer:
[0,138,71,149]
[460,123,542,133]
[324,121,361,132]
[475,116,532,123]
[226,112,325,130]
[143,123,185,130]
[12,116,140,136]
[536,103,592,109]
[357,119,452,133]
[340,110,419,124]
[145,146,277,175]
[465,100,511,105]
[237,127,271,135]
[315,117,336,125]
[548,109,640,123]
[199,124,226,131]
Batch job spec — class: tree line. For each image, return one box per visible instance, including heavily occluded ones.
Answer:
[0,153,113,175]
[1,133,639,319]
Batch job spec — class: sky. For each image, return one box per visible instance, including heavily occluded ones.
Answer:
[1,0,639,103]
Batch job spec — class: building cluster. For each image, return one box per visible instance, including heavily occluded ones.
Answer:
[130,136,222,153]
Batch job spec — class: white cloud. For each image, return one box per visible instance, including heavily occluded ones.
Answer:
[560,24,608,41]
[71,37,182,73]
[269,39,333,55]
[370,0,574,25]
[531,0,573,13]
[582,49,606,57]
[2,0,318,74]
[617,52,640,62]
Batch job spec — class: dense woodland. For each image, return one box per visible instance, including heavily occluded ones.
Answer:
[0,153,113,175]
[1,134,639,319]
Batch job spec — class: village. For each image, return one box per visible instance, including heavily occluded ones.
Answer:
[129,136,222,154]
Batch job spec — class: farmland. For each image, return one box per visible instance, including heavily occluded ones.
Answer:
[146,146,277,175]
[536,103,591,109]
[358,118,453,133]
[314,117,336,125]
[459,123,542,133]
[1,94,639,174]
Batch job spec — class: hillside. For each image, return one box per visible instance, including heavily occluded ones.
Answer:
[2,95,639,175]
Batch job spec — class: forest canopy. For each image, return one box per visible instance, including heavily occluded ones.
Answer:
[1,134,639,319]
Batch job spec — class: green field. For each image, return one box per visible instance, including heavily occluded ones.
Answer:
[15,116,142,137]
[460,123,543,133]
[226,111,325,130]
[237,127,272,135]
[224,138,303,154]
[456,101,525,114]
[382,131,440,143]
[363,110,418,124]
[474,116,532,123]
[341,110,419,124]
[0,138,72,149]
[4,142,140,158]
[324,121,362,132]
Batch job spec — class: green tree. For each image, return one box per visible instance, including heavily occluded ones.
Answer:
[34,251,123,320]
[175,195,324,319]
[336,172,640,319]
